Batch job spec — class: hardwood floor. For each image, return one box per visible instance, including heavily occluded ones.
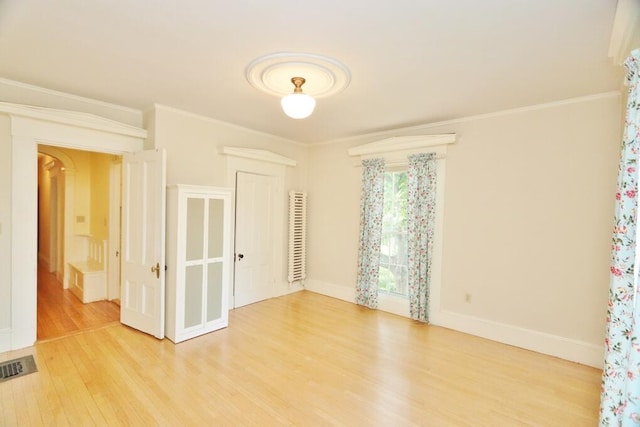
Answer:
[4,291,601,426]
[37,265,120,341]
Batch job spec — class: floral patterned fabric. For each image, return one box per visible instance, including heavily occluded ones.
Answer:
[407,153,437,322]
[600,49,640,427]
[356,158,385,309]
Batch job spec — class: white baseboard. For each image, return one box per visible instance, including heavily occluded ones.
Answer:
[0,326,35,353]
[277,281,305,297]
[304,279,356,303]
[10,325,36,352]
[431,310,604,368]
[305,279,604,368]
[0,328,11,353]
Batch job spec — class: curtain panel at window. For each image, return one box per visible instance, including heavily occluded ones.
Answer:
[600,48,640,427]
[356,158,385,309]
[407,153,438,322]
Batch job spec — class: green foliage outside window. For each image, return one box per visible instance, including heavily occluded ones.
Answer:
[378,171,409,296]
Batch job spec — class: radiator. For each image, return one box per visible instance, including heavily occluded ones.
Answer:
[288,191,307,284]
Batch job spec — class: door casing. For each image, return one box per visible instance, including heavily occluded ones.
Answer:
[5,106,146,352]
[223,150,291,309]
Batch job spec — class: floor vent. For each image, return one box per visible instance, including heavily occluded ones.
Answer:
[0,355,37,383]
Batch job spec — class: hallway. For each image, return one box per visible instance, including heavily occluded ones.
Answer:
[37,265,120,341]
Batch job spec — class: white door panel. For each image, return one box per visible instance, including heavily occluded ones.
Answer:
[121,149,166,338]
[234,172,274,307]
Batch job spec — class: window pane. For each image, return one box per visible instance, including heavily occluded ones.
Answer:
[378,171,408,297]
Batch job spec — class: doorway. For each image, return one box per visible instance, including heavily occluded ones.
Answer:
[223,148,294,309]
[6,105,148,352]
[36,146,121,340]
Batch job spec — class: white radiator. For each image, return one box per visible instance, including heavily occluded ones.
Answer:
[288,191,307,284]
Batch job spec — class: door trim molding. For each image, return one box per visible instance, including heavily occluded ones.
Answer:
[108,161,122,301]
[4,104,145,352]
[224,151,290,308]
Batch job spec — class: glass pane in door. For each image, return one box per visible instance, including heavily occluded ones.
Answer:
[208,198,224,258]
[206,262,222,322]
[184,265,203,328]
[186,198,204,261]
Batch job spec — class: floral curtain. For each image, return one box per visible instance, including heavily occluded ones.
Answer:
[407,153,437,322]
[600,48,640,426]
[356,158,385,309]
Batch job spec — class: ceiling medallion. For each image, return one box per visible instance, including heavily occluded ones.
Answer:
[246,52,351,118]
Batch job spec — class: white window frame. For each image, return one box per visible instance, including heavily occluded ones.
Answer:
[348,134,455,319]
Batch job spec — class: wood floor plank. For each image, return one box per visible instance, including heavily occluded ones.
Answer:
[37,265,119,341]
[1,290,601,426]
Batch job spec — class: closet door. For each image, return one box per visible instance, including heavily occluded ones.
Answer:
[166,185,231,343]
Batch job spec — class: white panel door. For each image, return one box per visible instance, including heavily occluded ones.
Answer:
[234,172,274,308]
[120,149,166,338]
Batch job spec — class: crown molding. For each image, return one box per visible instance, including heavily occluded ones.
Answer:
[317,91,620,147]
[220,146,297,167]
[609,0,640,65]
[0,78,142,115]
[151,104,305,147]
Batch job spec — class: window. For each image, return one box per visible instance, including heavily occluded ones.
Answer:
[349,133,454,317]
[378,170,408,296]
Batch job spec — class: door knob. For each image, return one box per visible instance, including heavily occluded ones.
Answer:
[151,262,160,278]
[237,253,244,261]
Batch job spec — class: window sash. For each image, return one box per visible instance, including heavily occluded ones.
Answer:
[378,170,408,297]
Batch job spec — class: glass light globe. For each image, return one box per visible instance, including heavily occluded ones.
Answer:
[281,93,316,119]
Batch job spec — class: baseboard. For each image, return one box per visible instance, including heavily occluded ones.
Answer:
[0,328,10,353]
[304,279,356,303]
[431,310,604,368]
[305,279,604,368]
[10,325,36,352]
[277,281,305,297]
[0,326,35,353]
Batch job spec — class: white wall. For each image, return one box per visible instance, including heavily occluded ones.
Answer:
[306,93,622,367]
[147,105,309,188]
[0,79,622,367]
[145,105,311,295]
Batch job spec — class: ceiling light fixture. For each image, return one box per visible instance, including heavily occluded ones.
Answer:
[245,52,351,121]
[281,77,316,119]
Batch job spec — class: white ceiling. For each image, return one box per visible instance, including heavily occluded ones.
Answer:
[0,0,624,144]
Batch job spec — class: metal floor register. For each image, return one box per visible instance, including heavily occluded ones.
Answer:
[0,355,37,383]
